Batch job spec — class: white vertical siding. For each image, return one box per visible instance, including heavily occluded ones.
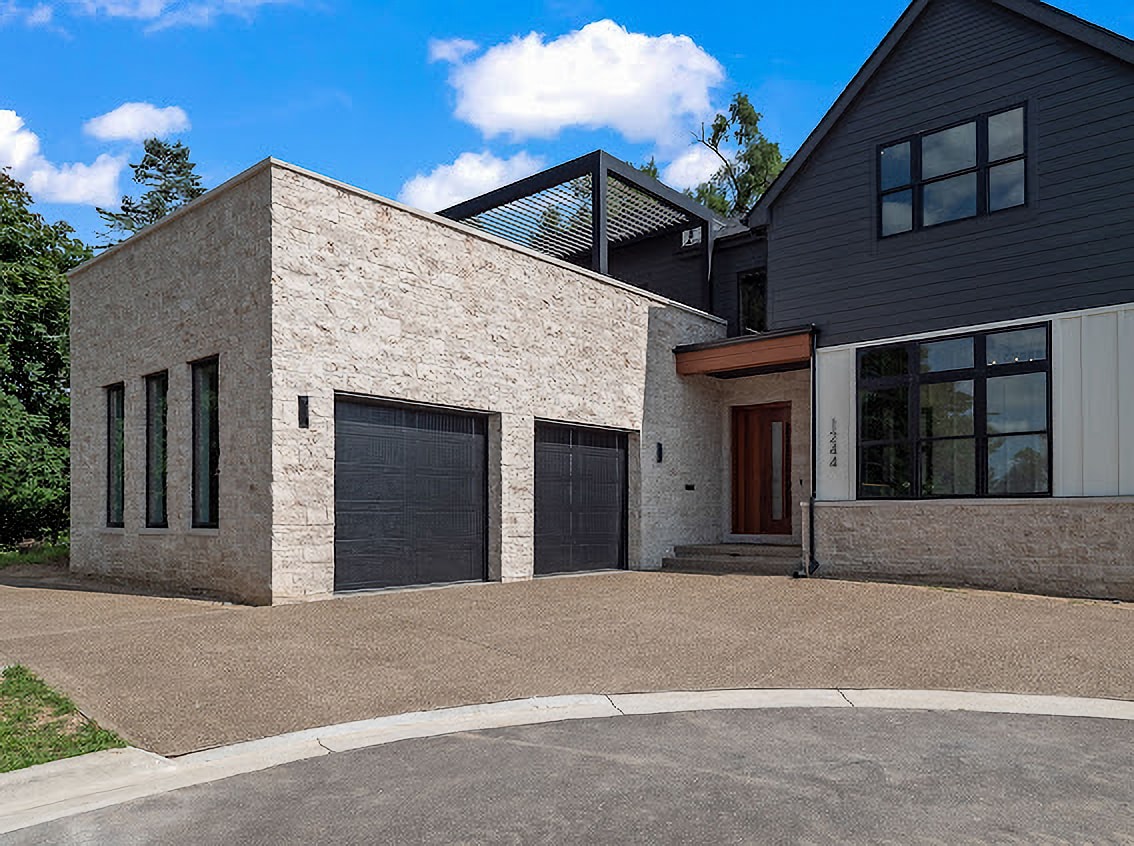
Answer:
[1051,305,1133,497]
[815,347,855,500]
[1120,309,1134,495]
[1051,316,1083,495]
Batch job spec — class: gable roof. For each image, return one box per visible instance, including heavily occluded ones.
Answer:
[745,0,1134,226]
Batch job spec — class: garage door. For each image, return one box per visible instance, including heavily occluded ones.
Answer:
[334,398,487,591]
[534,422,628,575]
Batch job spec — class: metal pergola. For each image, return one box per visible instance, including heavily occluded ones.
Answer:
[438,150,714,282]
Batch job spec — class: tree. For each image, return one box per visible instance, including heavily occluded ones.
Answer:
[96,138,205,244]
[0,171,91,544]
[692,93,785,217]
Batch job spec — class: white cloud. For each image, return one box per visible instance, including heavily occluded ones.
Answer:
[445,20,724,149]
[70,0,289,29]
[398,151,545,213]
[1,1,56,26]
[428,37,478,64]
[0,110,124,205]
[84,102,190,142]
[661,144,723,189]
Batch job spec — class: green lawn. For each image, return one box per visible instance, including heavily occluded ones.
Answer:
[0,543,69,569]
[0,665,125,773]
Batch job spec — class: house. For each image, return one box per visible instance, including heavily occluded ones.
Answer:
[69,0,1133,605]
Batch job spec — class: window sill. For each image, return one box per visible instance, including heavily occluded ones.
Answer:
[188,527,220,537]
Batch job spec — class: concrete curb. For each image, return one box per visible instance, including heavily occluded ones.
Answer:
[3,688,1132,834]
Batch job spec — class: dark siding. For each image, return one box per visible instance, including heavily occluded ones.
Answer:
[609,229,707,311]
[767,0,1134,347]
[711,231,767,335]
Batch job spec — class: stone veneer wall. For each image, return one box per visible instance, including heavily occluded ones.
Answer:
[69,166,274,604]
[717,369,811,544]
[802,499,1134,600]
[268,162,725,601]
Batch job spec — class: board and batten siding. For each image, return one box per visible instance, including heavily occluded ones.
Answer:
[766,0,1134,347]
[815,303,1134,501]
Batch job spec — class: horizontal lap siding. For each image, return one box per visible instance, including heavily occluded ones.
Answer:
[767,0,1134,347]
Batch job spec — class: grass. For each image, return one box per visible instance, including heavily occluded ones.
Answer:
[0,665,125,773]
[0,543,69,569]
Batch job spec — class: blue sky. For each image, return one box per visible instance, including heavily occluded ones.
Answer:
[3,0,1132,244]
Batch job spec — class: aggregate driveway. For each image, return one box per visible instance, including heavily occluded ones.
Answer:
[0,570,1130,756]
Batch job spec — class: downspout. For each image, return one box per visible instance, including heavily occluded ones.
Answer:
[795,325,821,578]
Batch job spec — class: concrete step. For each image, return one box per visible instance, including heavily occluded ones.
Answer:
[662,553,800,577]
[673,543,801,559]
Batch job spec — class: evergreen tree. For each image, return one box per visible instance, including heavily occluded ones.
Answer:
[96,138,205,245]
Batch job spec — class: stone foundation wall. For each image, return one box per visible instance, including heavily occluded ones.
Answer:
[802,498,1134,600]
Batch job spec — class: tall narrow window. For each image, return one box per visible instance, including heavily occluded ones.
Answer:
[738,270,768,333]
[145,372,168,528]
[191,357,219,528]
[106,384,125,527]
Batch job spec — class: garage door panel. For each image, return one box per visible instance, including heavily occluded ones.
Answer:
[534,422,627,575]
[335,399,486,591]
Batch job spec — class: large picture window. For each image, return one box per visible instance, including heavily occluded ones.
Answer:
[191,357,219,528]
[857,325,1050,499]
[106,383,125,527]
[145,371,168,528]
[878,105,1026,237]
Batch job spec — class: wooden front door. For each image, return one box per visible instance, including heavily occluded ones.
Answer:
[731,403,792,535]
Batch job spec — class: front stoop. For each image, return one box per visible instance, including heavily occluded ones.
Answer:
[662,542,803,576]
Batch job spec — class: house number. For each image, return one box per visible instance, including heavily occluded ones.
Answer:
[829,418,838,467]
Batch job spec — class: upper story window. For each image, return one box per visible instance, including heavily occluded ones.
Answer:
[879,106,1026,237]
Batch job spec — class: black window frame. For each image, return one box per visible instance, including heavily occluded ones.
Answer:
[877,103,1028,238]
[106,383,125,528]
[737,269,768,334]
[191,356,220,529]
[856,323,1052,500]
[145,371,169,529]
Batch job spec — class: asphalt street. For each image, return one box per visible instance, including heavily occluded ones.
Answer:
[11,708,1134,844]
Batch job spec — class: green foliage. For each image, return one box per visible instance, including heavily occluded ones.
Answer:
[96,138,205,245]
[693,93,785,217]
[0,665,125,773]
[636,157,660,179]
[0,172,90,546]
[0,543,69,568]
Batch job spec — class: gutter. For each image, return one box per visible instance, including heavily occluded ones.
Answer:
[795,325,821,578]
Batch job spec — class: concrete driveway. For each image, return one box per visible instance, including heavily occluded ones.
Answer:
[0,570,1130,756]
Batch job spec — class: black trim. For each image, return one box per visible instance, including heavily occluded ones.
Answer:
[855,323,1052,500]
[144,371,169,529]
[877,105,1028,239]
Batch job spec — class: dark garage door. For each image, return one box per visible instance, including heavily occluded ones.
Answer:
[334,398,487,591]
[534,422,628,575]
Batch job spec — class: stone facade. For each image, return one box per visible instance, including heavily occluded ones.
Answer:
[69,166,275,604]
[268,163,725,600]
[802,499,1134,600]
[69,159,735,604]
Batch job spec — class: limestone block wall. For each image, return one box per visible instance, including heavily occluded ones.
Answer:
[267,162,725,601]
[69,165,274,604]
[717,369,812,544]
[802,499,1134,600]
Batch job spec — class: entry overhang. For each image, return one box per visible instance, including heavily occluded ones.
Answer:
[674,328,813,378]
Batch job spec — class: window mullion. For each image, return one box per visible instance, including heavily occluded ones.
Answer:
[975,335,989,496]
